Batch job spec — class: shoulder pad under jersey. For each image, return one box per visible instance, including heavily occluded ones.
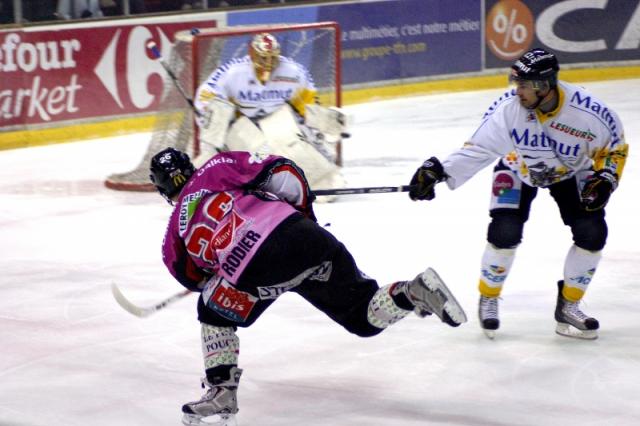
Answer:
[482,89,517,119]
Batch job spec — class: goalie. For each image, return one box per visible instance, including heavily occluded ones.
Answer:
[193,32,346,191]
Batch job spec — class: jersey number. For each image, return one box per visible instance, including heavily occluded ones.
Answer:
[185,192,234,265]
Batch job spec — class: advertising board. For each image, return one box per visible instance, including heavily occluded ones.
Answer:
[227,0,482,85]
[1,19,218,129]
[485,0,640,68]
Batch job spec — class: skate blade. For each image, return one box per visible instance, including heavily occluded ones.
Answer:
[482,329,496,339]
[555,322,598,340]
[182,413,237,426]
[421,268,468,325]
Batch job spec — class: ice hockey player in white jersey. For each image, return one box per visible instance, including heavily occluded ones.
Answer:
[193,32,346,192]
[407,48,628,340]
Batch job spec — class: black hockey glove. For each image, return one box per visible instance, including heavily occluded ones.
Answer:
[409,157,447,201]
[580,170,618,211]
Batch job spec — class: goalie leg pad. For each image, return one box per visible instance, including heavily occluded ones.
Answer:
[225,116,269,154]
[259,105,344,188]
[194,98,237,168]
[227,104,345,190]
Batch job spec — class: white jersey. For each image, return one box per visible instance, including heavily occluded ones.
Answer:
[443,81,628,189]
[195,55,317,119]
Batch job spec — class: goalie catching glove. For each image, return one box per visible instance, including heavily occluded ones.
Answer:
[580,170,618,211]
[409,157,447,201]
[304,104,349,140]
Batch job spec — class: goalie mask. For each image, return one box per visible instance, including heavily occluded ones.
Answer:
[249,32,281,84]
[149,147,195,204]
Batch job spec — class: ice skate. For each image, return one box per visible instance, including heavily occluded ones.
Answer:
[555,281,599,340]
[478,295,500,339]
[182,368,242,426]
[405,267,467,327]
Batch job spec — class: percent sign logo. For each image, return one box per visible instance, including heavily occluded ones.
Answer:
[486,0,534,60]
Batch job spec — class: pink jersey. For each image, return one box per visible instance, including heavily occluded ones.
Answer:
[161,151,309,289]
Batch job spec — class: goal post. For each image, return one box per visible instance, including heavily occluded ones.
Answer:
[105,21,342,191]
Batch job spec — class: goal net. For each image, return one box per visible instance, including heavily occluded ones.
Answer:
[105,21,341,191]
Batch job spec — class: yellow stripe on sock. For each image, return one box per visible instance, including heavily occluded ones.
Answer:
[562,285,585,302]
[479,280,502,298]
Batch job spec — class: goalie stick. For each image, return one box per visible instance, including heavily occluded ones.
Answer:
[147,41,202,118]
[313,184,415,196]
[111,283,191,318]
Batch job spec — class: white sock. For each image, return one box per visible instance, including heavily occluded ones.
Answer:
[479,243,516,297]
[563,244,602,302]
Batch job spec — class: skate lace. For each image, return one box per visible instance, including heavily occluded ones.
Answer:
[480,296,499,319]
[564,301,589,321]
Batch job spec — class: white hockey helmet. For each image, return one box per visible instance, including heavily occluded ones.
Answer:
[249,32,281,83]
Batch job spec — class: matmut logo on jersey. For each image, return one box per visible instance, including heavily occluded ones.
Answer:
[238,88,293,102]
[510,128,581,157]
[570,91,623,146]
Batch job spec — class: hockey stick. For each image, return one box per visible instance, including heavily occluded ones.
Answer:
[111,183,413,316]
[147,41,201,118]
[312,184,415,196]
[111,283,192,318]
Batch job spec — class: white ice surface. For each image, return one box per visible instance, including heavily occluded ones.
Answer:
[1,79,639,426]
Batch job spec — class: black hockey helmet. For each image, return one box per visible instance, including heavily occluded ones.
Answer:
[510,48,559,89]
[149,147,195,203]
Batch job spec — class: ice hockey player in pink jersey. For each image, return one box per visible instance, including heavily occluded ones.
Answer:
[150,148,467,426]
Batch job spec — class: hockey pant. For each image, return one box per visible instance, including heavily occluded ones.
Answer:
[197,213,394,338]
[479,160,607,299]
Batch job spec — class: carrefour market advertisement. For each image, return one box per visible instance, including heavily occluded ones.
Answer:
[0,19,218,129]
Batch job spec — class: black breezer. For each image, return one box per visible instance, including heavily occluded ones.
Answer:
[487,161,607,252]
[197,213,383,337]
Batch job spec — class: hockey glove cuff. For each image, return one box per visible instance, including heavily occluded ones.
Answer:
[409,157,447,201]
[580,170,618,211]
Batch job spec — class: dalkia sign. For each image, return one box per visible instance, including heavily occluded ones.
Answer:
[0,20,216,128]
